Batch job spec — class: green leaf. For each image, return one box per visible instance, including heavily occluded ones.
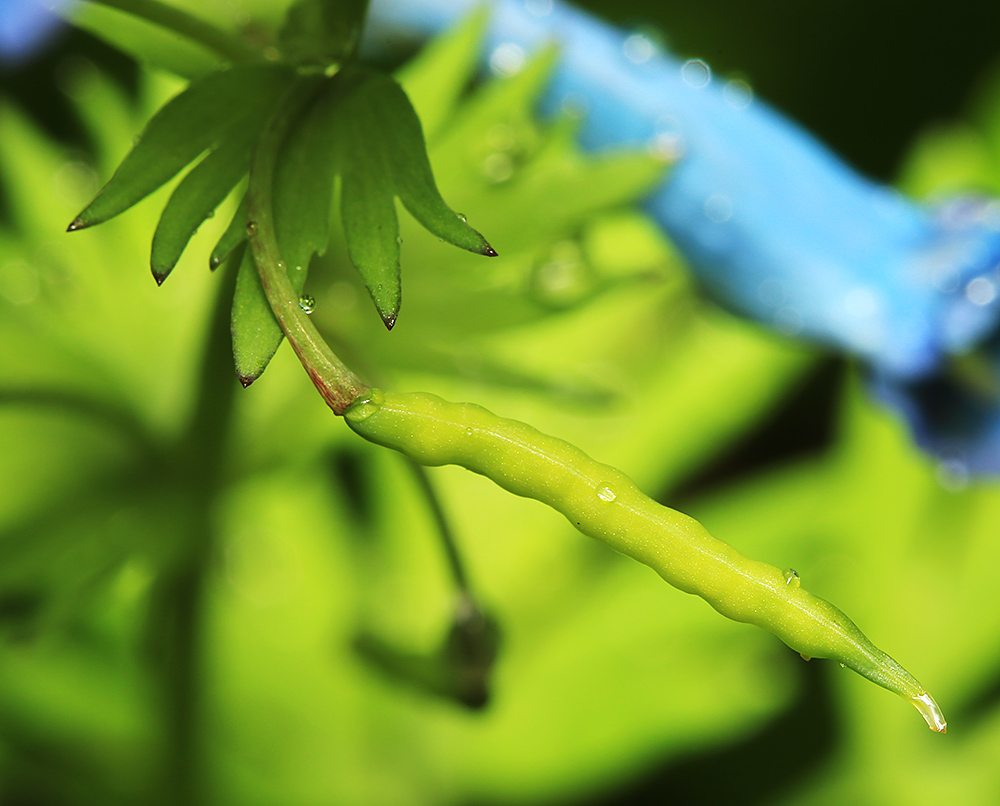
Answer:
[395,5,490,142]
[69,63,295,231]
[279,0,370,66]
[210,192,249,270]
[339,115,402,329]
[229,90,340,380]
[360,70,497,257]
[150,135,252,284]
[273,88,338,280]
[230,245,279,386]
[435,43,560,155]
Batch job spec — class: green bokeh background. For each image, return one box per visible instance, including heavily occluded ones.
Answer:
[2,2,1000,804]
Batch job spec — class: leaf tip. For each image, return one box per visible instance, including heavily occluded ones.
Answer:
[152,269,169,286]
[209,255,222,271]
[382,311,398,330]
[66,217,88,232]
[237,373,257,388]
[482,243,498,257]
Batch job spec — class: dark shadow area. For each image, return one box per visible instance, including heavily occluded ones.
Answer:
[671,358,845,503]
[949,646,1000,735]
[581,658,839,806]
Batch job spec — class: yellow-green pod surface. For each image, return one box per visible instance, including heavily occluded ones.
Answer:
[345,389,945,732]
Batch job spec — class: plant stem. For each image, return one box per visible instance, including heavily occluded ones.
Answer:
[246,78,370,414]
[86,0,258,63]
[406,459,471,593]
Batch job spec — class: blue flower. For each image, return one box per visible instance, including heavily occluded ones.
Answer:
[367,0,1000,474]
[1,0,73,64]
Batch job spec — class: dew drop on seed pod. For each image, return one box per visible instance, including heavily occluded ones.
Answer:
[783,568,800,588]
[299,294,315,314]
[596,485,617,502]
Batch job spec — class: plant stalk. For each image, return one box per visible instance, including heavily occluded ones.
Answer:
[246,77,370,414]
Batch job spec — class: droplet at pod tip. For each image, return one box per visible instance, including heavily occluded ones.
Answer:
[912,691,947,733]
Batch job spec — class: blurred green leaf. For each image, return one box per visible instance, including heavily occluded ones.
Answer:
[69,63,295,231]
[332,67,496,328]
[395,5,490,142]
[278,0,369,66]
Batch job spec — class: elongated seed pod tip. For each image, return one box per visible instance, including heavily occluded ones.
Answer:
[345,389,945,732]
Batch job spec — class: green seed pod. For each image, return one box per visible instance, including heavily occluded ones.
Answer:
[345,389,946,732]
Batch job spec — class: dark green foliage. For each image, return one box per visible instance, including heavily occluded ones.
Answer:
[230,89,338,383]
[278,0,371,66]
[68,62,295,231]
[151,134,253,284]
[230,245,277,386]
[210,192,249,269]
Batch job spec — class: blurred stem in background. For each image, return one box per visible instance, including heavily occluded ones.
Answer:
[145,251,241,804]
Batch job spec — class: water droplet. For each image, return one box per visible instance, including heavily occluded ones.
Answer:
[530,240,591,308]
[246,221,257,236]
[966,276,997,306]
[912,691,947,733]
[681,59,711,88]
[299,294,315,314]
[839,662,846,668]
[596,485,617,502]
[783,568,800,588]
[623,33,654,64]
[722,78,753,109]
[483,152,515,183]
[464,427,474,437]
[648,115,684,160]
[524,0,552,16]
[397,236,403,245]
[704,194,733,223]
[489,43,526,77]
[457,212,467,223]
[344,393,382,425]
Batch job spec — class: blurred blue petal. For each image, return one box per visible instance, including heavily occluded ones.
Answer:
[367,0,1000,473]
[0,0,73,63]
